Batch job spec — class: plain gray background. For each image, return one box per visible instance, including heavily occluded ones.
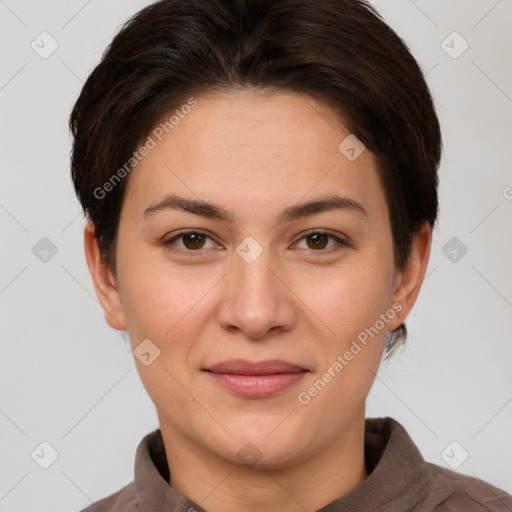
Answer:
[0,1,511,510]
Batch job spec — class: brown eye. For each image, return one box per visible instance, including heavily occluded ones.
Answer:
[181,232,206,250]
[163,230,218,254]
[294,231,348,253]
[306,233,329,250]
[163,230,347,256]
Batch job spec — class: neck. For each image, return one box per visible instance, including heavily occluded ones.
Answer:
[159,408,368,512]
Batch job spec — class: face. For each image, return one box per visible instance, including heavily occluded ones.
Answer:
[88,89,426,469]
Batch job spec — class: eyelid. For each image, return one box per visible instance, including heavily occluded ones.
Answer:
[295,228,350,245]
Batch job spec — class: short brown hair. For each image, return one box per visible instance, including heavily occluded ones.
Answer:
[69,0,442,354]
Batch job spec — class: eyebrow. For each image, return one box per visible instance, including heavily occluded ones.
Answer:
[143,193,367,223]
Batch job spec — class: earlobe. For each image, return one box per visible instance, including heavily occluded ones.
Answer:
[387,222,432,331]
[83,222,127,331]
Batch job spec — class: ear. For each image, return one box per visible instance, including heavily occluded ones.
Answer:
[387,222,432,331]
[83,221,127,331]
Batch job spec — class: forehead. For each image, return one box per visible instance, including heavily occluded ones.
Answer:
[122,90,388,225]
[156,89,349,165]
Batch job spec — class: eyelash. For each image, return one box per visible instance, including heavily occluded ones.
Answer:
[161,229,349,256]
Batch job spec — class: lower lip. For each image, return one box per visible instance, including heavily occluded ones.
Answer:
[205,371,307,398]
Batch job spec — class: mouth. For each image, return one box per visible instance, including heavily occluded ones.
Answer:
[202,359,310,398]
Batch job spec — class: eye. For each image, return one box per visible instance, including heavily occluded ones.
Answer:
[293,231,349,252]
[162,229,349,256]
[162,230,219,255]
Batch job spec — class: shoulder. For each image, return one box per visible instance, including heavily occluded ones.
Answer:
[78,481,139,512]
[425,462,512,511]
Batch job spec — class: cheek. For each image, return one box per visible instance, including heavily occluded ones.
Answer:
[118,263,216,410]
[297,270,391,418]
[122,267,214,341]
[301,256,394,395]
[317,263,394,342]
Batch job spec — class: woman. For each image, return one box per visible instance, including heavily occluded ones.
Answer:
[70,0,512,510]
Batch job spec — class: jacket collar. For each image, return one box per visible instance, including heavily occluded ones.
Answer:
[134,417,433,512]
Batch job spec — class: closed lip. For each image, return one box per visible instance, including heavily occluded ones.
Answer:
[203,359,309,375]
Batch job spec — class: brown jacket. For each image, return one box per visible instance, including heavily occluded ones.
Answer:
[80,417,512,511]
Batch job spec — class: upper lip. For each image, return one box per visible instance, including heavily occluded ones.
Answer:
[204,359,308,375]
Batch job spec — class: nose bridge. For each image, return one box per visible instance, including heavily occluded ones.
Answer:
[234,239,280,309]
[217,237,295,337]
[235,242,276,298]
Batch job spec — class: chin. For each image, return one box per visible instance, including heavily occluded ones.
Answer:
[212,417,311,468]
[225,437,307,470]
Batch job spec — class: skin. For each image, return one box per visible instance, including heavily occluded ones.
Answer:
[84,89,431,512]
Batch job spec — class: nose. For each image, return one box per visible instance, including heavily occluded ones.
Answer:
[215,244,297,339]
